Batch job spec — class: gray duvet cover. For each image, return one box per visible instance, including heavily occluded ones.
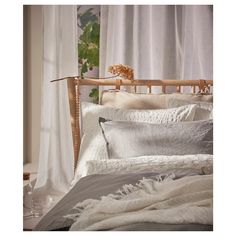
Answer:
[34,169,213,231]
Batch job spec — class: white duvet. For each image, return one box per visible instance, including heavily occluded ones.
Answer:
[66,173,213,231]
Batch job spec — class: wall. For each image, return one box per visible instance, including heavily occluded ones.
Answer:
[23,5,42,169]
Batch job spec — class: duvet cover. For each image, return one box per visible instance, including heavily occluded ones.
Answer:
[34,164,213,231]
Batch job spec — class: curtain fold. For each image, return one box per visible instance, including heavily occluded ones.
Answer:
[34,5,78,204]
[100,5,213,84]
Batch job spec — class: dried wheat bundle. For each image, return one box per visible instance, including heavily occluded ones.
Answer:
[108,64,134,80]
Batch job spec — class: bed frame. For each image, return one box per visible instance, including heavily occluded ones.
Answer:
[51,77,213,170]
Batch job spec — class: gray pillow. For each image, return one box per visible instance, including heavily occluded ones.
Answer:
[99,118,213,159]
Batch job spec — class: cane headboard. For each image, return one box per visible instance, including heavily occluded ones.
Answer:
[51,77,213,170]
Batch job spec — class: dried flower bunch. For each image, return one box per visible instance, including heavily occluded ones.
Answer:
[108,64,134,80]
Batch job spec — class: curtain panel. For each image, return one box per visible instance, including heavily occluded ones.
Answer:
[100,5,213,83]
[34,6,78,203]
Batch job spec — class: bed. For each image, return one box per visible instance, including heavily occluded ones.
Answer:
[34,76,213,231]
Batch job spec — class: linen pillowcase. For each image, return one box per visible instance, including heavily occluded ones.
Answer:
[168,98,213,120]
[99,119,213,159]
[72,102,197,183]
[85,154,213,176]
[100,90,213,109]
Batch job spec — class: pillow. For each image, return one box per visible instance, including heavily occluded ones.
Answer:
[99,119,213,159]
[85,154,213,176]
[100,90,213,109]
[168,98,213,121]
[72,102,197,183]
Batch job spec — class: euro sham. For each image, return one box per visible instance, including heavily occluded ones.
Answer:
[99,119,213,159]
[168,98,213,120]
[72,103,197,184]
[100,90,213,109]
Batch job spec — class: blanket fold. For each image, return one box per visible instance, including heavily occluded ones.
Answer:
[65,174,213,231]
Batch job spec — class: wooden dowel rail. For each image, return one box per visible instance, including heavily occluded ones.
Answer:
[51,77,213,87]
[147,85,152,93]
[176,85,181,93]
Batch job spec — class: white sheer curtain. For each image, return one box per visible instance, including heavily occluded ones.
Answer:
[34,6,78,204]
[100,5,213,87]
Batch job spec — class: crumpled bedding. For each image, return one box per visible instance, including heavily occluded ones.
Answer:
[34,168,213,231]
[67,174,212,231]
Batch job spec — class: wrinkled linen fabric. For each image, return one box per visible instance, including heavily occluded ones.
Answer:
[66,174,213,231]
[34,169,210,231]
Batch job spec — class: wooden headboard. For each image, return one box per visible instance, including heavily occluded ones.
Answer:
[52,77,213,170]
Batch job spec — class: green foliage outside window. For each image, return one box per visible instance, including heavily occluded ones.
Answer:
[77,7,99,103]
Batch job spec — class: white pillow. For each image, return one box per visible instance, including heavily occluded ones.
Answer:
[85,154,213,176]
[168,98,213,120]
[72,102,197,184]
[100,90,213,109]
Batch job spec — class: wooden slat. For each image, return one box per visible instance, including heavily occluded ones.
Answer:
[115,79,121,89]
[67,78,80,171]
[74,79,81,170]
[67,79,76,169]
[147,85,152,93]
[162,85,166,93]
[176,85,181,93]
